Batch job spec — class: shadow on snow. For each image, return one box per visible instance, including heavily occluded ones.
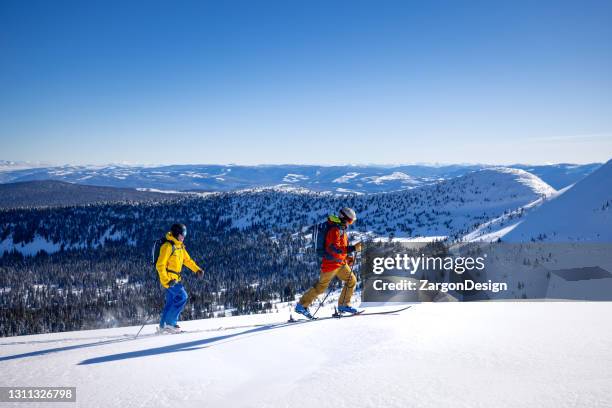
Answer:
[0,320,307,364]
[77,322,298,365]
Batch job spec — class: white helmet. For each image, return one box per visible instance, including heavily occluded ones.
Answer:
[339,207,357,224]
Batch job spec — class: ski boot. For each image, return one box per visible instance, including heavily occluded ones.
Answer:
[157,324,182,334]
[295,303,315,320]
[167,324,183,334]
[337,305,360,315]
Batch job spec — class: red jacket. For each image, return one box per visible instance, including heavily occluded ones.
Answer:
[321,218,356,272]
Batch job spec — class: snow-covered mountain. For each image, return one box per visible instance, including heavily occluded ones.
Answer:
[0,166,557,258]
[511,163,603,190]
[1,301,611,408]
[0,162,599,193]
[502,159,612,242]
[212,167,556,240]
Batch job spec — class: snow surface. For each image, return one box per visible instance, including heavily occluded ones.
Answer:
[1,301,611,408]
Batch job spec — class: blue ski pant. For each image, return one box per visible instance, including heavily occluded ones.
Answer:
[160,283,188,327]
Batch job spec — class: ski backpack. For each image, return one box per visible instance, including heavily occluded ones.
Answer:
[312,220,331,259]
[151,238,176,266]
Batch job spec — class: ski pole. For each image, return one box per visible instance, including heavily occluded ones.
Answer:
[312,278,336,318]
[135,284,162,338]
[135,311,154,338]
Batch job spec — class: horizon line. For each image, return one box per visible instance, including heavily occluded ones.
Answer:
[1,159,607,169]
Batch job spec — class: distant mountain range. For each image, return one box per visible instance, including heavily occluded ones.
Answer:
[0,162,601,193]
[0,166,558,257]
[0,180,180,209]
[1,160,610,256]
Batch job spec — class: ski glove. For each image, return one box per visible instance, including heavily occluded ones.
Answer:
[354,242,363,252]
[168,279,177,287]
[196,270,204,279]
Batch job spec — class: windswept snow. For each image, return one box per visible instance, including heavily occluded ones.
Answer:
[1,302,611,408]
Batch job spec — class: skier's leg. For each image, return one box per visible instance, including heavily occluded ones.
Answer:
[172,283,189,325]
[168,283,188,326]
[336,264,357,306]
[160,287,175,327]
[299,269,336,307]
[162,284,181,326]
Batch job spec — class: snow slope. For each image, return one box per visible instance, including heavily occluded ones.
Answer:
[1,302,611,408]
[503,159,612,242]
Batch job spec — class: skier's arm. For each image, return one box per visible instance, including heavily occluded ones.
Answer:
[182,248,202,273]
[156,243,173,287]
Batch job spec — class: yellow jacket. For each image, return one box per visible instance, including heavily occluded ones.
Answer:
[156,232,202,288]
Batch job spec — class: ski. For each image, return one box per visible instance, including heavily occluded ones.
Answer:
[354,305,412,316]
[289,305,412,323]
[155,327,186,335]
[134,305,413,337]
[332,310,365,318]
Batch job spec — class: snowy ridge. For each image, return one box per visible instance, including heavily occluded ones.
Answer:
[502,159,612,242]
[483,167,557,196]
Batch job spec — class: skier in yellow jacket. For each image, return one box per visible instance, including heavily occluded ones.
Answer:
[156,223,203,333]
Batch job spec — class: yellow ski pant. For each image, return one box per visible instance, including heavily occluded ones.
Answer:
[299,264,357,308]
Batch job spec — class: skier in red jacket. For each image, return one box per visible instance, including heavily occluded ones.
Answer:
[295,207,362,318]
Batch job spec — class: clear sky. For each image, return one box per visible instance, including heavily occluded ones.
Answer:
[1,0,611,165]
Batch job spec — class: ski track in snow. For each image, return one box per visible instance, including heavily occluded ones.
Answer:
[1,302,611,408]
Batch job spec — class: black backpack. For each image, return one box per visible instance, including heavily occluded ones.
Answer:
[312,220,329,259]
[152,238,176,266]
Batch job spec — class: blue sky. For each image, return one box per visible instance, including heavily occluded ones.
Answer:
[1,0,611,165]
